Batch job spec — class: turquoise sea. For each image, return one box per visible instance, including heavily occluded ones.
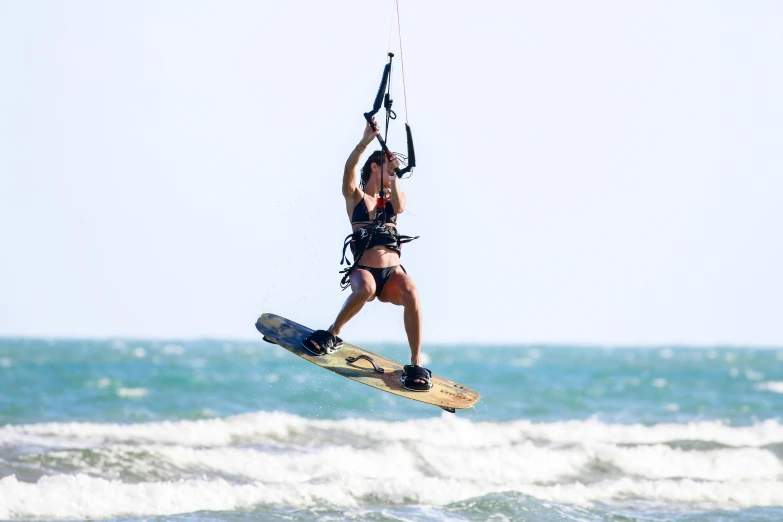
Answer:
[1,335,783,521]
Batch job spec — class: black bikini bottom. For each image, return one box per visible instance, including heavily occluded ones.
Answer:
[355,265,407,297]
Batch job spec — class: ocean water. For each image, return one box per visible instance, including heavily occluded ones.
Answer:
[1,337,783,521]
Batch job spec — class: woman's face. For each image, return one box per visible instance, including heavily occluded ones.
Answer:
[371,158,392,189]
[381,157,392,188]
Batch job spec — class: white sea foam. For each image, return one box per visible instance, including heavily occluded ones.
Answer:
[4,416,783,487]
[585,443,783,480]
[518,478,783,508]
[756,381,783,394]
[333,416,783,449]
[3,412,783,450]
[117,387,148,398]
[1,473,782,520]
[0,411,304,448]
[25,436,782,488]
[91,440,588,485]
[2,413,783,519]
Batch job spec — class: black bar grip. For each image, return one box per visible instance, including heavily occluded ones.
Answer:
[367,63,391,119]
[395,124,415,177]
[363,111,381,133]
[405,123,415,168]
[362,119,391,154]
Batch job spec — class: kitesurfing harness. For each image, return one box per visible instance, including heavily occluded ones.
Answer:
[339,224,418,289]
[339,32,418,289]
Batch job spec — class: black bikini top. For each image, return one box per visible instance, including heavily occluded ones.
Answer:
[351,195,397,225]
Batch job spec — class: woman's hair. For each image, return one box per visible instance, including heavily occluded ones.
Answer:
[360,150,385,190]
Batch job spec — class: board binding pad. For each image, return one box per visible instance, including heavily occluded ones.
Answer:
[255,313,480,413]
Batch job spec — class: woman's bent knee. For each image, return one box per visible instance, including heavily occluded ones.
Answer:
[350,271,376,301]
[354,281,376,301]
[401,285,419,308]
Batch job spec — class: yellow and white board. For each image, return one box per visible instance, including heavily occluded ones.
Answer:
[255,313,480,413]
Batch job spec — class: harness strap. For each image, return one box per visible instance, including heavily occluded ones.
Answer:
[340,225,378,289]
[340,233,355,266]
[339,224,419,290]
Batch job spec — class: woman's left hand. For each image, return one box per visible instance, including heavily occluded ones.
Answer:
[387,155,401,175]
[362,118,380,145]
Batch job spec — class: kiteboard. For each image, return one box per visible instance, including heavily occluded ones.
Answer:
[255,313,480,413]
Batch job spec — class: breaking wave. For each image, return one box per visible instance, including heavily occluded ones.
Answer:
[2,412,783,519]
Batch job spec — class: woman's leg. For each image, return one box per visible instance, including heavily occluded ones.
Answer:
[327,268,376,337]
[378,268,422,368]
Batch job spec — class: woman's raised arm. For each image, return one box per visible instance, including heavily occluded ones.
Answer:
[343,119,379,198]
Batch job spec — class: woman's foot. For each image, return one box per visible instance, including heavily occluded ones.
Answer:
[301,330,343,355]
[401,365,433,391]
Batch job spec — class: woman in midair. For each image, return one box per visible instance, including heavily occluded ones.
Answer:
[301,118,430,391]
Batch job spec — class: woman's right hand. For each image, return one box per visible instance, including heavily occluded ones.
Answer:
[361,118,379,146]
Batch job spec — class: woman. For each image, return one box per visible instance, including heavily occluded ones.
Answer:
[301,118,431,391]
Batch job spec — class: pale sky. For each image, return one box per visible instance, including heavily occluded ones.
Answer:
[1,0,781,345]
